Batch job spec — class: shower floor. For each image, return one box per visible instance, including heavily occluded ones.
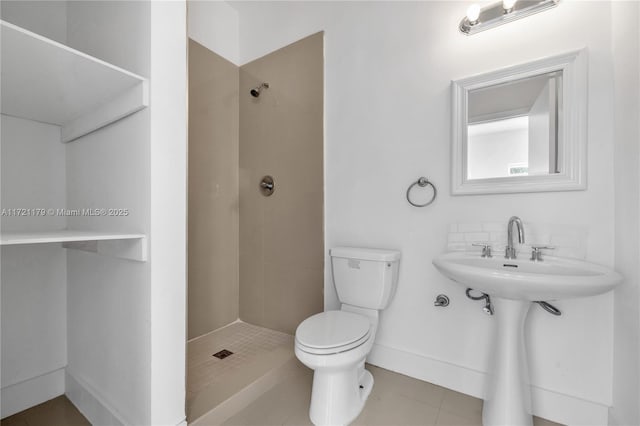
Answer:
[187,321,299,424]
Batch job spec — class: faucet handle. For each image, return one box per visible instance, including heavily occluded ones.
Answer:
[472,243,492,258]
[530,245,554,261]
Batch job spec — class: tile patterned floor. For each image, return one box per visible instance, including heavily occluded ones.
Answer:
[188,321,295,421]
[2,326,564,426]
[222,364,564,426]
[1,396,89,426]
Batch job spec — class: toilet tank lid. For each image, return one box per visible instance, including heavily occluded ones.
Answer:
[330,247,401,262]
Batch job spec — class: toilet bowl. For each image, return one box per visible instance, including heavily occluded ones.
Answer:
[295,309,377,426]
[295,247,400,426]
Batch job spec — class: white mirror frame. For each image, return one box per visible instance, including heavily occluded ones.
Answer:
[451,48,587,195]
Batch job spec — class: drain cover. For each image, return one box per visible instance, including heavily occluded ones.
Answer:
[212,349,233,359]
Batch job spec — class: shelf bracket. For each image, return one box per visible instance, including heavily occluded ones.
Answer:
[61,81,149,143]
[62,236,147,262]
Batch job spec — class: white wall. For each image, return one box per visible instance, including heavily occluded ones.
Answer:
[66,0,150,78]
[233,2,618,424]
[66,2,188,424]
[188,0,239,65]
[0,117,67,417]
[610,1,640,425]
[149,2,187,424]
[0,1,67,44]
[64,2,154,424]
[65,113,152,425]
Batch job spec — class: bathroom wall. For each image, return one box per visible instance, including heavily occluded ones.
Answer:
[188,1,239,66]
[611,1,640,425]
[238,33,324,334]
[233,2,622,424]
[188,39,240,339]
[147,4,188,423]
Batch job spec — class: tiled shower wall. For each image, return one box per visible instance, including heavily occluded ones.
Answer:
[188,40,240,339]
[239,33,325,334]
[188,33,324,339]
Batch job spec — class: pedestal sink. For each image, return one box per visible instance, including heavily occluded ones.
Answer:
[432,252,622,426]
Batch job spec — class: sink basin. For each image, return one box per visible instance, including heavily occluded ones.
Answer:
[433,251,622,301]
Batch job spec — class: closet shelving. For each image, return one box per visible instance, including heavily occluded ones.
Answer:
[0,231,148,262]
[0,20,148,262]
[1,20,148,142]
[0,230,145,245]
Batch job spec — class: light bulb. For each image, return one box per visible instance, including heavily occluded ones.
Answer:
[466,4,481,24]
[503,0,517,12]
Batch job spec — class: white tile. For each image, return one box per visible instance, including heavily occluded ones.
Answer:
[529,233,552,245]
[481,222,503,232]
[447,242,467,251]
[187,321,294,422]
[489,232,506,243]
[458,223,482,232]
[447,233,465,243]
[464,232,490,242]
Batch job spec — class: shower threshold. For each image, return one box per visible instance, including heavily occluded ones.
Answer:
[186,321,301,425]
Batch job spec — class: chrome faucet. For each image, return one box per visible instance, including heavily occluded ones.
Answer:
[505,216,525,259]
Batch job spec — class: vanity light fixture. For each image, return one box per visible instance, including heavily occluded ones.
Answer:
[466,4,481,25]
[459,0,560,35]
[502,0,518,13]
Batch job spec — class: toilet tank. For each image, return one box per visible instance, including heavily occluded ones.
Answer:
[330,247,401,310]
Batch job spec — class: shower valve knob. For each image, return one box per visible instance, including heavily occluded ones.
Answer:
[260,176,275,196]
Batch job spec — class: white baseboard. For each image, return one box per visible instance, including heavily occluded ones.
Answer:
[65,369,126,426]
[1,368,65,418]
[367,343,609,426]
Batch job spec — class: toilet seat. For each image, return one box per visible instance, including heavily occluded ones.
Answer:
[295,311,371,355]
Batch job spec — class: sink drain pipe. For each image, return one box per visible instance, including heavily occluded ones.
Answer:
[466,288,562,316]
[535,301,562,316]
[465,288,494,315]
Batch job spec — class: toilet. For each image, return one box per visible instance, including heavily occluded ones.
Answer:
[295,247,401,426]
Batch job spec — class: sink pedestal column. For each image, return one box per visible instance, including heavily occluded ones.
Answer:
[482,298,533,426]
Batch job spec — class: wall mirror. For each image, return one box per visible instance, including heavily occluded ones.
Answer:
[451,49,587,195]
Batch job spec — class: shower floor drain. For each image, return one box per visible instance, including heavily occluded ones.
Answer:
[212,349,234,359]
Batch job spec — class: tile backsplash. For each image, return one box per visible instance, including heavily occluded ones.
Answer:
[447,222,588,260]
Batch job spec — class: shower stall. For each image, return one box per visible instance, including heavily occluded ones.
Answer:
[186,33,324,423]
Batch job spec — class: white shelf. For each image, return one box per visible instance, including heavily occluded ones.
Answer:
[1,230,147,262]
[0,230,144,245]
[0,20,148,143]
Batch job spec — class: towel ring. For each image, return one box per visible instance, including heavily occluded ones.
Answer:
[406,177,437,207]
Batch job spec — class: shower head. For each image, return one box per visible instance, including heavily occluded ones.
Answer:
[250,82,269,98]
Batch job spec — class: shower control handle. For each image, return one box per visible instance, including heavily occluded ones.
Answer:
[260,176,275,196]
